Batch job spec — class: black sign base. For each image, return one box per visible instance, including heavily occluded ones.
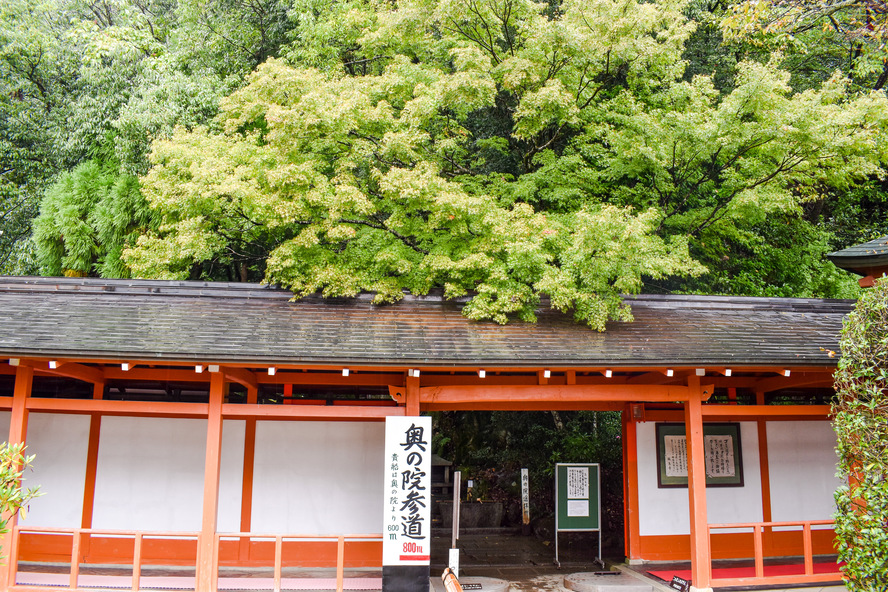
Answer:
[383,565,431,592]
[670,575,691,592]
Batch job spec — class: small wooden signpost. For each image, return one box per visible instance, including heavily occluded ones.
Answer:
[669,575,691,592]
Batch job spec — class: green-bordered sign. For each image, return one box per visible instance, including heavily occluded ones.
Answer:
[554,463,601,566]
[555,463,600,530]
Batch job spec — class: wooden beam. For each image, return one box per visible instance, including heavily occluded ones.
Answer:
[222,367,258,391]
[260,372,404,386]
[625,371,686,385]
[25,398,209,418]
[17,360,105,385]
[54,362,105,384]
[103,367,210,383]
[105,367,406,387]
[638,409,684,422]
[420,384,691,406]
[221,403,405,421]
[422,400,626,412]
[753,372,835,393]
[701,405,830,418]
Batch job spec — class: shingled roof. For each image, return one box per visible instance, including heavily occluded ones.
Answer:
[0,276,850,368]
[827,235,888,275]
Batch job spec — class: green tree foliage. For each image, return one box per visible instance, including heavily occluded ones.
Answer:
[0,443,39,560]
[126,0,886,324]
[833,278,888,590]
[722,0,888,90]
[0,0,294,273]
[33,160,153,277]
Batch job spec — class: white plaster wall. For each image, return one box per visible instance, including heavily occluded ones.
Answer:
[767,421,841,522]
[93,417,206,531]
[251,421,384,535]
[218,420,245,533]
[637,422,763,536]
[0,411,10,441]
[92,417,244,532]
[21,413,90,528]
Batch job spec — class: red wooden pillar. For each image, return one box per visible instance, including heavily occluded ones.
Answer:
[197,372,226,592]
[239,385,258,561]
[405,375,420,416]
[80,382,105,562]
[0,365,34,591]
[684,376,712,591]
[755,390,773,552]
[623,407,642,561]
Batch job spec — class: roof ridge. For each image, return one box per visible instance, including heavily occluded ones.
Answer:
[0,276,856,310]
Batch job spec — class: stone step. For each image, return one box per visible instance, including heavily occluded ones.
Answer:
[563,572,653,592]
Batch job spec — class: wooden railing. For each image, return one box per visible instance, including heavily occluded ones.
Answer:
[707,520,842,587]
[8,527,382,592]
[215,532,383,592]
[9,526,200,591]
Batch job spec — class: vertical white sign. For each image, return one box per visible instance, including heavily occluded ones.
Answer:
[520,468,530,525]
[448,548,460,578]
[383,416,432,566]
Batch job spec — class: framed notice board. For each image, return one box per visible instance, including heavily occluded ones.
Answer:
[554,463,600,566]
[656,423,743,488]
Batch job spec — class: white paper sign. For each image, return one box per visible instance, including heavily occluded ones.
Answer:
[382,416,432,566]
[705,435,735,478]
[663,433,736,479]
[566,467,589,499]
[567,500,588,517]
[664,435,689,477]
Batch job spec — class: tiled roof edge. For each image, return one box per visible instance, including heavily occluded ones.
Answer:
[0,275,856,313]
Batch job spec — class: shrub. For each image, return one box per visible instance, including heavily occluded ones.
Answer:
[833,277,888,590]
[0,443,39,562]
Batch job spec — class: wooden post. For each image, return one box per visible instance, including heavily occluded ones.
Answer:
[70,529,82,589]
[0,364,33,591]
[273,536,282,592]
[133,532,143,591]
[623,407,642,561]
[197,372,225,592]
[8,365,31,446]
[80,382,104,562]
[405,374,420,416]
[685,376,712,591]
[336,536,345,592]
[755,390,773,553]
[753,524,764,578]
[802,522,814,575]
[239,386,258,561]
